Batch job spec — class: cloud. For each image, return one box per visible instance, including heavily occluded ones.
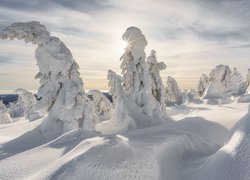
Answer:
[230,44,250,49]
[0,0,250,91]
[0,55,12,65]
[0,0,114,13]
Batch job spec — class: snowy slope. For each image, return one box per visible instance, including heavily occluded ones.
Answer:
[0,102,249,180]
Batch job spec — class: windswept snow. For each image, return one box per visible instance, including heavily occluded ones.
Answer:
[1,101,248,180]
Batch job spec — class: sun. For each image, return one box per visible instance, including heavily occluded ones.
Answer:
[114,38,128,55]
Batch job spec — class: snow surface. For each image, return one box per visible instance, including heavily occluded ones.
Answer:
[0,100,249,179]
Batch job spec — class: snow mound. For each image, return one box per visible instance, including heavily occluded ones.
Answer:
[238,94,250,103]
[202,81,225,99]
[0,22,98,135]
[0,117,229,180]
[185,105,250,180]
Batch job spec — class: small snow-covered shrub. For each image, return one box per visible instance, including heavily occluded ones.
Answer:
[88,90,112,120]
[165,76,183,105]
[0,101,12,123]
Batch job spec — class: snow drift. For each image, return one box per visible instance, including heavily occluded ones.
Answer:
[185,105,250,180]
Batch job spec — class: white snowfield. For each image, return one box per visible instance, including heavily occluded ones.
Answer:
[0,101,249,180]
[0,22,250,180]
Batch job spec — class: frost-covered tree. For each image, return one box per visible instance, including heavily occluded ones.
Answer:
[197,74,209,96]
[0,101,12,124]
[165,76,183,105]
[0,22,98,134]
[97,27,168,134]
[88,90,112,120]
[209,65,232,92]
[10,88,41,120]
[230,67,245,95]
[147,50,167,112]
[107,70,123,104]
[120,27,153,114]
[202,65,247,99]
[246,68,250,93]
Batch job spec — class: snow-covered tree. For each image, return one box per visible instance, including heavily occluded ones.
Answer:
[97,27,169,134]
[120,27,168,118]
[0,22,98,134]
[147,50,167,112]
[209,65,232,93]
[165,76,183,105]
[120,27,153,114]
[230,67,245,95]
[88,90,112,120]
[10,88,41,120]
[246,68,250,93]
[197,74,209,96]
[107,70,123,104]
[0,101,12,124]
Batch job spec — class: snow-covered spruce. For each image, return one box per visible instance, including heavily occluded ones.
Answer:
[97,27,169,134]
[87,90,112,120]
[147,50,167,113]
[165,76,183,105]
[230,67,245,95]
[197,74,209,96]
[120,27,167,118]
[237,68,250,103]
[202,65,245,101]
[0,101,12,124]
[96,70,136,134]
[0,22,98,134]
[107,70,123,105]
[246,68,250,94]
[209,65,232,93]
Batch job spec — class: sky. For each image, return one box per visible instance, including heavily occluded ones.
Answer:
[0,0,250,93]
